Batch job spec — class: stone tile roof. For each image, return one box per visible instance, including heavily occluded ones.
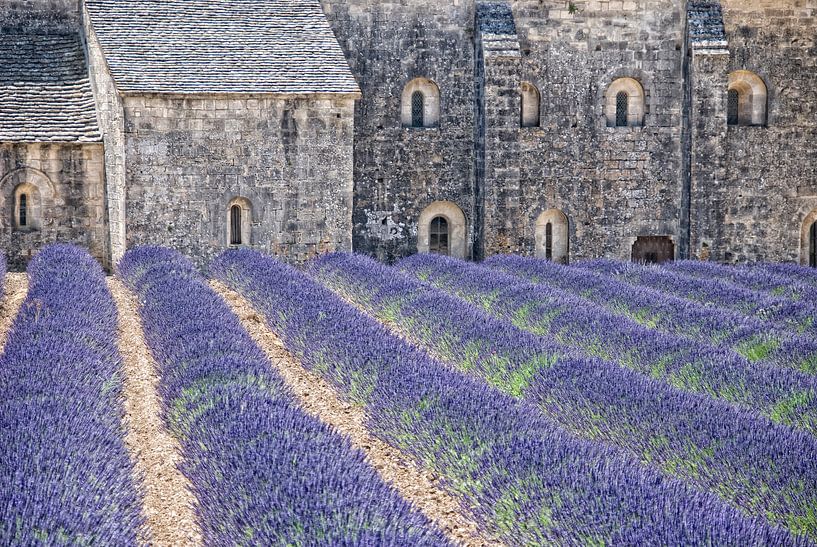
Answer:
[84,0,360,96]
[0,32,101,143]
[688,1,729,49]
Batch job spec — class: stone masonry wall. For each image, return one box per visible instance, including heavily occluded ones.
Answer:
[322,0,477,262]
[0,143,107,270]
[491,0,686,261]
[690,0,817,264]
[121,94,356,267]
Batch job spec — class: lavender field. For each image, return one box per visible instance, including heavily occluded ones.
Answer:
[2,245,816,545]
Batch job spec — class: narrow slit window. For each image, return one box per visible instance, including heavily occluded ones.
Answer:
[727,89,739,126]
[230,205,242,245]
[545,222,553,261]
[18,194,27,227]
[810,221,817,268]
[615,91,629,127]
[411,91,425,128]
[429,216,449,255]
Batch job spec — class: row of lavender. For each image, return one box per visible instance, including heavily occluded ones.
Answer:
[0,246,143,543]
[310,253,817,540]
[580,259,817,336]
[213,249,803,545]
[666,260,817,304]
[397,254,817,435]
[486,255,817,374]
[118,247,446,545]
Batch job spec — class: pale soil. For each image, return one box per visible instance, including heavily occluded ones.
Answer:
[0,273,29,351]
[211,280,506,547]
[108,278,203,547]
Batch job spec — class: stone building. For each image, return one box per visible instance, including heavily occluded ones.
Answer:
[0,0,815,269]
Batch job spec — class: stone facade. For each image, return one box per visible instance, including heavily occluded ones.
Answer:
[118,94,355,266]
[2,0,816,267]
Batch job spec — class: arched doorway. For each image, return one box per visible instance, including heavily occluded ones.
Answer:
[632,236,674,264]
[802,209,817,267]
[417,201,467,259]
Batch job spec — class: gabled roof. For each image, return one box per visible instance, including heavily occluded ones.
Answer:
[0,31,101,143]
[84,0,361,96]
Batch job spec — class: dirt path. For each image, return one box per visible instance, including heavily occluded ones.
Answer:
[211,280,505,547]
[108,277,203,547]
[0,273,29,352]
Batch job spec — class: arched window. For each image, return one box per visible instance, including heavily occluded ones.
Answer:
[230,205,242,245]
[605,77,646,128]
[418,201,467,258]
[545,222,553,260]
[727,71,768,127]
[520,82,540,128]
[810,221,816,268]
[429,216,449,255]
[18,194,28,227]
[227,197,252,246]
[411,91,425,128]
[402,78,440,128]
[615,91,629,127]
[535,209,569,263]
[12,183,41,231]
[727,89,740,126]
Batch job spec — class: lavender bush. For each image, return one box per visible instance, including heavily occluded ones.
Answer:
[118,246,447,546]
[399,253,817,434]
[481,254,817,375]
[213,248,805,545]
[0,245,143,544]
[750,262,817,288]
[581,259,817,336]
[313,252,817,539]
[666,260,817,304]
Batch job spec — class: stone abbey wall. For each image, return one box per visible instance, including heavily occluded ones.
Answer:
[690,0,817,265]
[0,144,107,270]
[118,95,356,266]
[322,0,478,262]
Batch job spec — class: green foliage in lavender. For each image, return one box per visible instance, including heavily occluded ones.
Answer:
[400,253,817,435]
[213,248,805,546]
[582,259,817,336]
[314,252,817,539]
[0,244,143,544]
[118,246,447,546]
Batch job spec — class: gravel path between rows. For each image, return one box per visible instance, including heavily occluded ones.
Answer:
[0,273,29,352]
[108,277,203,547]
[211,280,504,547]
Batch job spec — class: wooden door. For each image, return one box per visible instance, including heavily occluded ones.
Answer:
[632,236,674,264]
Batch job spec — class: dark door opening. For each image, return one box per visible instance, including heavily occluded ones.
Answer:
[632,236,674,264]
[810,221,816,268]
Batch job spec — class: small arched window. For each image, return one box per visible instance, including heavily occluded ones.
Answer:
[727,89,740,126]
[18,194,28,227]
[810,221,817,268]
[535,209,569,264]
[230,205,242,245]
[727,71,768,127]
[429,216,449,255]
[411,91,425,128]
[227,197,252,247]
[402,78,440,128]
[605,77,646,128]
[520,82,541,128]
[545,222,553,260]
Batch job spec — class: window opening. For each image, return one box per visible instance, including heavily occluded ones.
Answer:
[230,205,242,245]
[411,91,425,128]
[545,222,553,261]
[429,216,449,255]
[615,91,628,127]
[18,194,27,227]
[727,89,739,126]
